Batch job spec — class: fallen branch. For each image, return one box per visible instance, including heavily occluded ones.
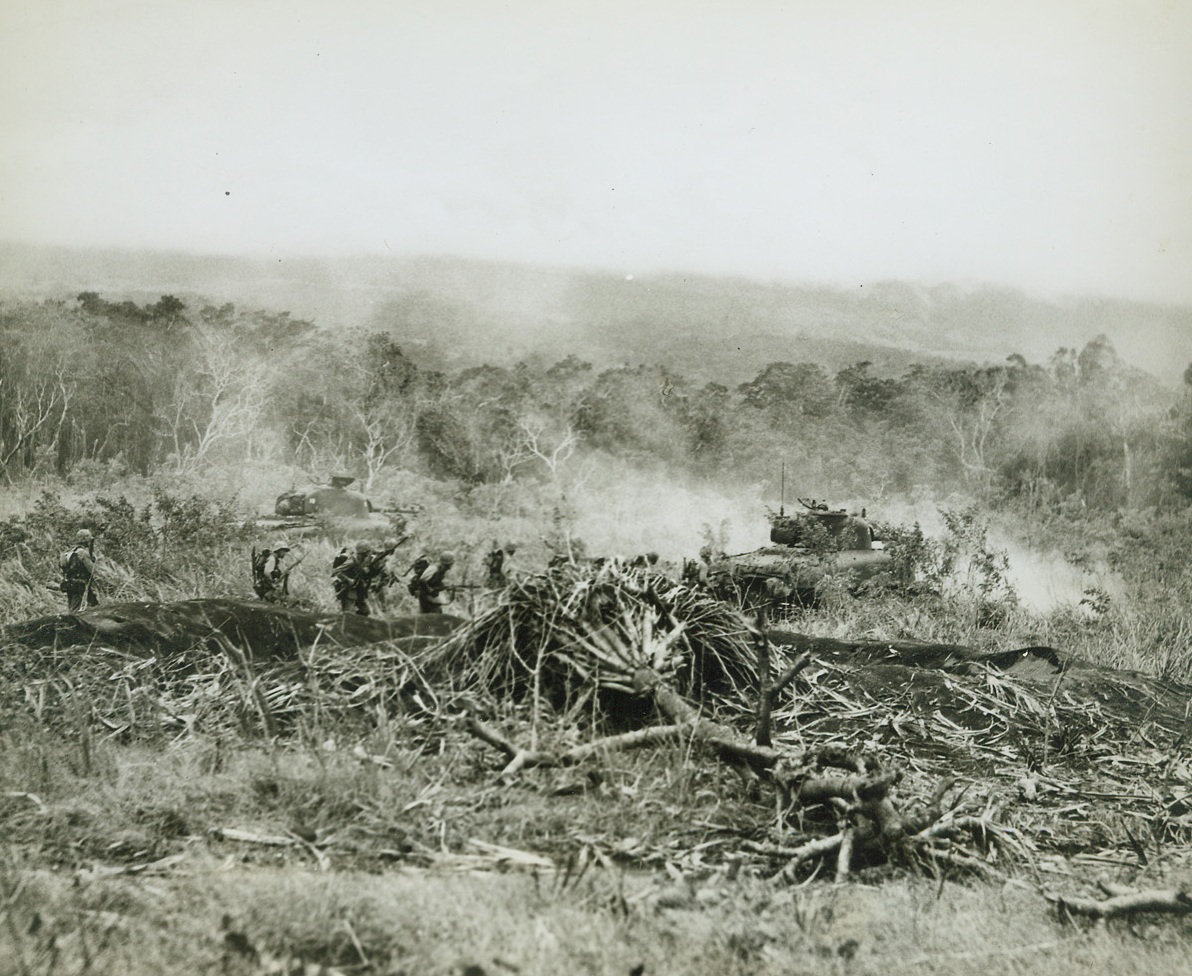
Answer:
[465,665,1018,886]
[632,667,789,772]
[465,713,696,776]
[1047,886,1192,919]
[768,653,810,704]
[210,827,297,847]
[835,828,855,883]
[775,833,846,883]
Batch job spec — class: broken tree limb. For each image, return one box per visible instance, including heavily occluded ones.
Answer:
[775,833,846,884]
[464,715,559,774]
[835,828,855,883]
[632,666,915,845]
[1047,887,1192,919]
[631,667,789,773]
[752,611,810,749]
[797,771,896,806]
[465,713,697,775]
[768,653,810,705]
[812,744,871,774]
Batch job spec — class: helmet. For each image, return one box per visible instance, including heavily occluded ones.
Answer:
[354,541,371,554]
[503,542,518,554]
[274,541,291,553]
[75,529,93,543]
[439,550,456,566]
[383,537,399,549]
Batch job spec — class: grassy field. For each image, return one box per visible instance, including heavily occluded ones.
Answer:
[4,728,1192,976]
[3,479,1192,975]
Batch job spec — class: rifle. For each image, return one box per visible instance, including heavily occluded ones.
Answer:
[362,535,411,590]
[276,553,307,596]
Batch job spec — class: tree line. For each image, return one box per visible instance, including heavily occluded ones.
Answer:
[2,293,1189,515]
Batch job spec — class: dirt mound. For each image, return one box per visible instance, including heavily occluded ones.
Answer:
[0,599,464,660]
[769,631,1192,734]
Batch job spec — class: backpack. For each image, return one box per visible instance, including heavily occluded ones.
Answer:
[406,557,430,596]
[60,547,89,582]
[60,545,81,576]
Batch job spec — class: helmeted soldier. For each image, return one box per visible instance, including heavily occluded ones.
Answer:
[252,542,293,602]
[630,551,660,570]
[331,540,373,615]
[363,536,405,610]
[484,541,519,589]
[415,550,457,614]
[60,528,99,612]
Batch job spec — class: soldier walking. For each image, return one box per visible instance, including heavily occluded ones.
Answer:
[60,528,99,612]
[363,536,406,611]
[331,540,373,615]
[483,541,519,589]
[414,551,457,614]
[251,542,295,602]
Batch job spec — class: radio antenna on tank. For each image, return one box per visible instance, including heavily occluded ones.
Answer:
[780,461,785,517]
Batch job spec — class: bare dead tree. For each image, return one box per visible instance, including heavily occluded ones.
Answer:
[518,417,578,483]
[165,330,266,474]
[932,369,1008,486]
[0,363,73,480]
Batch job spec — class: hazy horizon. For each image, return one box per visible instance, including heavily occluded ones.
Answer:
[6,236,1192,311]
[5,239,1192,386]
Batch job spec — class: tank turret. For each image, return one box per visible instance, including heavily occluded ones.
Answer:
[259,475,407,539]
[768,505,875,552]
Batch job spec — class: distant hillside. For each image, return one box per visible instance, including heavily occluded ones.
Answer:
[2,242,1190,385]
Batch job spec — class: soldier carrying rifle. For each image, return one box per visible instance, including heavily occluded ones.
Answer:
[59,528,100,612]
[251,542,301,603]
[331,540,373,616]
[413,550,457,614]
[361,535,408,611]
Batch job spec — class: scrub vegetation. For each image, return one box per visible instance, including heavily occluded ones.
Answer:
[2,289,1192,975]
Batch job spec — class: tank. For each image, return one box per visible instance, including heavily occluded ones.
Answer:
[257,476,419,539]
[707,500,891,611]
[274,476,369,518]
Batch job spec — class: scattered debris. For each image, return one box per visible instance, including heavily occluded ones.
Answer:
[5,562,1192,906]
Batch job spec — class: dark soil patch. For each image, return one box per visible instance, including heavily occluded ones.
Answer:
[1,599,464,659]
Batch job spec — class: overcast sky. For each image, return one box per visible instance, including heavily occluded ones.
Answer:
[2,0,1189,302]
